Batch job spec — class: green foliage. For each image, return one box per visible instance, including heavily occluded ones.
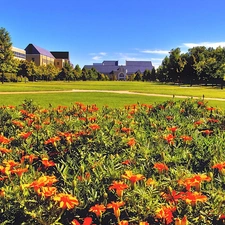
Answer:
[0,99,225,224]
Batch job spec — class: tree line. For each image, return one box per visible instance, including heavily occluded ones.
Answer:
[1,27,225,85]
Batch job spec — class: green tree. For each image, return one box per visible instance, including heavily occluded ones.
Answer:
[0,27,14,84]
[73,64,82,80]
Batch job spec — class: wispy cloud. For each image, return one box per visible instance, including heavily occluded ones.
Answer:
[140,50,169,54]
[92,56,102,60]
[99,52,107,56]
[183,42,225,49]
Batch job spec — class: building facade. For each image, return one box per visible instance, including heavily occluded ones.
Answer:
[12,46,26,61]
[50,51,70,69]
[84,60,154,80]
[25,44,55,66]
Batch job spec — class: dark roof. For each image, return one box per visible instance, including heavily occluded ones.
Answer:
[50,51,69,60]
[84,60,153,75]
[25,44,54,58]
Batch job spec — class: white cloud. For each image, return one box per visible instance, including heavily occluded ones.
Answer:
[92,56,102,60]
[99,52,107,56]
[183,42,225,49]
[140,50,169,54]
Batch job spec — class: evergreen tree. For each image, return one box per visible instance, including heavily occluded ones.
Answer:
[0,27,14,84]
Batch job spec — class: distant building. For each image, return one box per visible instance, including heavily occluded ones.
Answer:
[12,46,26,60]
[25,44,55,66]
[84,60,154,80]
[50,51,71,69]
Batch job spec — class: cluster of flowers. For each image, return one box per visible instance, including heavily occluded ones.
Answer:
[0,99,225,224]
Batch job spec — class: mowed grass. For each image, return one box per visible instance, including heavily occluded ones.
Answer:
[0,81,225,109]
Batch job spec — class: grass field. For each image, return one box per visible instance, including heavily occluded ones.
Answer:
[0,81,225,109]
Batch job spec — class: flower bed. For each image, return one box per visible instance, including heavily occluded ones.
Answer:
[0,99,225,224]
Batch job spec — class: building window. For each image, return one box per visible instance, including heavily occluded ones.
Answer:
[32,58,35,62]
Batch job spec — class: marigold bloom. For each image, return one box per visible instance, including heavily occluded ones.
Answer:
[175,216,188,225]
[109,181,129,197]
[139,222,149,225]
[161,190,184,203]
[119,221,129,225]
[71,217,92,225]
[0,147,12,154]
[44,136,61,145]
[180,135,192,142]
[194,120,203,126]
[29,175,58,192]
[89,204,106,217]
[0,135,11,144]
[19,131,32,139]
[201,129,213,135]
[121,159,132,165]
[181,191,207,205]
[37,186,57,198]
[163,134,175,145]
[146,178,156,186]
[212,162,225,171]
[127,138,136,147]
[107,201,125,219]
[121,127,131,134]
[168,126,178,133]
[21,154,38,164]
[53,193,79,209]
[121,170,145,185]
[41,157,56,168]
[156,205,176,224]
[153,163,169,173]
[10,167,28,177]
[178,174,211,191]
[89,124,100,130]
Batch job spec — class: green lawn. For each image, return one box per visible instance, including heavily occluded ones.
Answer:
[0,81,225,109]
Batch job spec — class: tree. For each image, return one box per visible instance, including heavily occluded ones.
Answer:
[0,27,14,84]
[73,64,82,80]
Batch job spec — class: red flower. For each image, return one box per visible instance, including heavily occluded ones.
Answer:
[180,135,192,142]
[10,167,28,177]
[53,193,79,209]
[107,201,125,219]
[156,205,176,224]
[71,217,92,225]
[121,170,145,185]
[127,138,136,147]
[89,124,100,130]
[153,163,169,173]
[109,181,129,197]
[41,158,56,168]
[163,134,175,145]
[89,204,106,217]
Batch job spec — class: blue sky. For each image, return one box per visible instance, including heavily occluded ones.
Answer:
[1,0,225,68]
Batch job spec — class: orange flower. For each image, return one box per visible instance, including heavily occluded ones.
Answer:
[161,190,184,203]
[180,135,192,142]
[89,204,106,217]
[156,205,176,224]
[181,191,207,205]
[121,170,145,186]
[178,174,211,191]
[109,181,129,197]
[19,131,32,139]
[29,175,58,192]
[119,221,129,225]
[37,186,57,198]
[89,124,100,130]
[121,127,131,134]
[146,178,156,186]
[212,162,225,171]
[127,138,136,147]
[175,216,188,225]
[163,134,175,145]
[0,135,11,144]
[201,129,213,135]
[44,136,61,145]
[41,158,56,168]
[0,147,12,154]
[10,167,28,177]
[107,201,125,219]
[194,120,203,126]
[21,154,38,164]
[53,193,79,209]
[71,217,92,225]
[168,126,178,133]
[139,222,149,225]
[153,163,169,173]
